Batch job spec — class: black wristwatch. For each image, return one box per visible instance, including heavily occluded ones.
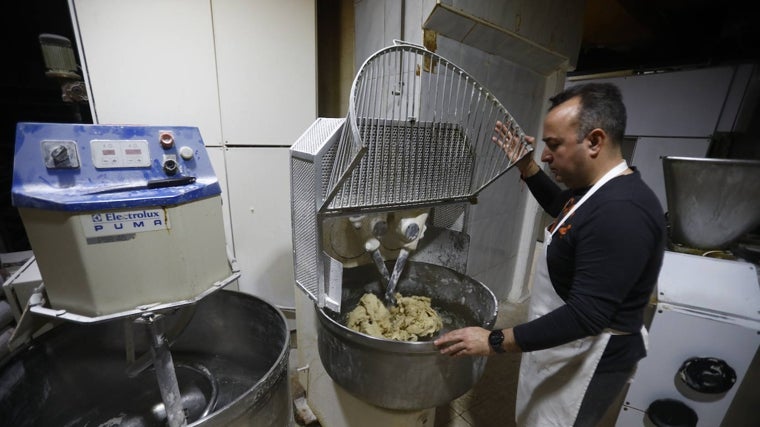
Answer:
[489,329,506,353]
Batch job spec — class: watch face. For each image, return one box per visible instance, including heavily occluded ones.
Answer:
[489,330,505,352]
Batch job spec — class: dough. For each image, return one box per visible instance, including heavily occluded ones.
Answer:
[346,292,443,341]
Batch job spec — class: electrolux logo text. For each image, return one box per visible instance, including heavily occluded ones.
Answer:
[91,210,162,222]
[82,208,169,238]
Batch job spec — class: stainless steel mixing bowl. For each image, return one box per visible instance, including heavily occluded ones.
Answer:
[663,156,760,250]
[0,290,292,426]
[317,261,498,410]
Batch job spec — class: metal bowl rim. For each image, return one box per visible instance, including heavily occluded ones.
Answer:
[662,156,760,166]
[198,290,291,422]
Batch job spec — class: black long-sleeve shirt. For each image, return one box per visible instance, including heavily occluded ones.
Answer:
[513,168,666,371]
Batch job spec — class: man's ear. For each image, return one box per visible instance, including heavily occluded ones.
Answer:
[586,128,605,156]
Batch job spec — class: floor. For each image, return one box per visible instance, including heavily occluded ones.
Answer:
[432,299,528,427]
[291,299,625,427]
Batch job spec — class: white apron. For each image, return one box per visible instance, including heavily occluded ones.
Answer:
[515,161,647,427]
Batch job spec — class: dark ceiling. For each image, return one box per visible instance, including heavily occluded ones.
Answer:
[574,0,760,75]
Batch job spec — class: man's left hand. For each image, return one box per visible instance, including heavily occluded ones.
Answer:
[434,327,492,357]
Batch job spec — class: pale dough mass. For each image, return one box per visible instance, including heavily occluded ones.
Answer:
[346,292,443,341]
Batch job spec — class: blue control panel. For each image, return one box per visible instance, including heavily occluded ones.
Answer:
[12,122,222,211]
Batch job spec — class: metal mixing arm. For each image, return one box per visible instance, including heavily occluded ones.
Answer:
[384,248,409,306]
[137,313,188,427]
[349,214,391,284]
[383,210,429,306]
[370,248,391,284]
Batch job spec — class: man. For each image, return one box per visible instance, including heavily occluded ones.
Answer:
[434,83,666,427]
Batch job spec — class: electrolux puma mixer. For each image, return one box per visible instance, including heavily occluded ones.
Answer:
[1,123,293,426]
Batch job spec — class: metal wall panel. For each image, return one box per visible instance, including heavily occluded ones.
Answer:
[225,146,295,308]
[573,67,735,138]
[71,0,223,146]
[212,0,316,146]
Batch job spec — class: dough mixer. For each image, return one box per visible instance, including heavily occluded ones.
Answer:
[3,123,291,427]
[289,42,533,425]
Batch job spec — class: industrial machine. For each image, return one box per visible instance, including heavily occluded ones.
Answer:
[616,157,760,427]
[290,42,532,425]
[1,123,293,426]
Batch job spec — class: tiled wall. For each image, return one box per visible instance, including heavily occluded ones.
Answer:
[433,36,548,300]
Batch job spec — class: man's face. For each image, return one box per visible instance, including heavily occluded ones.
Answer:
[540,97,589,189]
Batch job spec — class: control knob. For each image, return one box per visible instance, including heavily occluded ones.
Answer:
[163,158,179,176]
[159,132,175,149]
[50,145,70,166]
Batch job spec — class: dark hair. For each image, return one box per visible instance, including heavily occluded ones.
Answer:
[548,82,627,146]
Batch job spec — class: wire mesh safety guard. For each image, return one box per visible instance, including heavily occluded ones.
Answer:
[322,42,533,213]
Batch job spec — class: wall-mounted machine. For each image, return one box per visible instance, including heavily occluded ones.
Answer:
[1,123,293,426]
[616,157,760,427]
[290,42,533,425]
